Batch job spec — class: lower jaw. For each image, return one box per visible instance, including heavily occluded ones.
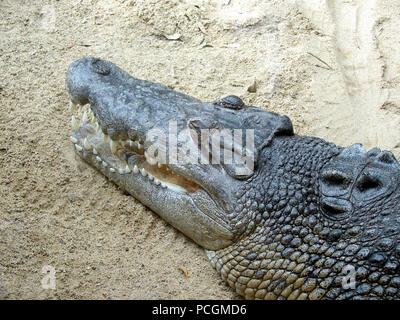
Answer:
[68,103,234,250]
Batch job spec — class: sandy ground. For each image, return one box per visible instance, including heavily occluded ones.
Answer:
[0,0,399,299]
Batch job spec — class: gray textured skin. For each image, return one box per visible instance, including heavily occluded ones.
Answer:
[66,57,400,300]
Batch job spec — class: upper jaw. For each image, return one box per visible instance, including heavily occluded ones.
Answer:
[66,57,202,142]
[66,57,242,207]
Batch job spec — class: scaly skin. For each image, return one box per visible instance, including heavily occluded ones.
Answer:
[66,57,400,299]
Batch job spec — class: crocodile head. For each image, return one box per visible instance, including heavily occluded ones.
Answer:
[66,57,400,299]
[66,57,293,250]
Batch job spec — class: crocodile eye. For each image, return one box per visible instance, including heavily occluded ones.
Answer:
[213,95,245,110]
[91,58,111,75]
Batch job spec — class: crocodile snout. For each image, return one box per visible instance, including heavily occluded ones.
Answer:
[320,144,400,220]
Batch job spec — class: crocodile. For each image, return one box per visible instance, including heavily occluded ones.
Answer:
[66,57,400,300]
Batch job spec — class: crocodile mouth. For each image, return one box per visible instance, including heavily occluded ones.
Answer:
[68,101,234,250]
[69,102,200,194]
[65,57,235,250]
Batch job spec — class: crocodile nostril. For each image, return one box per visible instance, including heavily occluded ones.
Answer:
[356,174,381,192]
[322,203,347,215]
[320,197,353,220]
[352,165,396,201]
[358,180,379,191]
[321,170,351,187]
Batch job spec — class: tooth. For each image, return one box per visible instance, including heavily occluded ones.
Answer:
[110,167,116,173]
[82,110,88,122]
[124,165,131,174]
[129,140,134,148]
[110,139,117,154]
[161,182,167,188]
[118,168,124,174]
[71,115,79,129]
[154,178,160,186]
[148,174,154,181]
[75,144,83,152]
[157,162,162,168]
[102,161,107,167]
[96,156,102,162]
[133,165,139,174]
[93,148,98,155]
[83,138,92,151]
[140,168,147,176]
[69,101,77,112]
[137,142,142,149]
[70,136,78,144]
